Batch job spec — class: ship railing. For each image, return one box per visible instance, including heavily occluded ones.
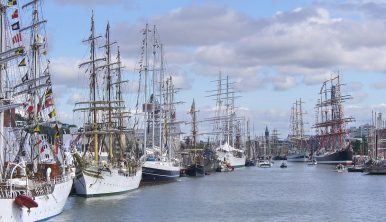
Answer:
[31,174,70,186]
[50,175,70,184]
[32,182,54,196]
[0,185,33,199]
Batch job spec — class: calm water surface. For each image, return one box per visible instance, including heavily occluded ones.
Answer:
[51,163,386,222]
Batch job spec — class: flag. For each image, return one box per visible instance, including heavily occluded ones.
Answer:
[11,21,20,30]
[27,105,41,113]
[48,109,56,118]
[45,88,52,97]
[7,0,17,6]
[55,142,58,155]
[12,33,22,44]
[27,105,33,113]
[15,47,24,55]
[11,9,18,19]
[54,124,60,137]
[54,124,60,155]
[54,123,59,132]
[21,73,28,82]
[34,125,40,133]
[18,58,26,66]
[44,97,53,108]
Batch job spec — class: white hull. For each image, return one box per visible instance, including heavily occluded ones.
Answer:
[0,176,72,222]
[143,161,180,172]
[74,166,142,197]
[258,160,273,168]
[216,151,246,168]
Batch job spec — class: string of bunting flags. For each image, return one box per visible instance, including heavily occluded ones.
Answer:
[8,1,57,122]
[8,1,27,67]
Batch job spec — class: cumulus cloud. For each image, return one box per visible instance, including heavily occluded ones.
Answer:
[48,1,386,129]
[108,4,386,92]
[50,57,85,88]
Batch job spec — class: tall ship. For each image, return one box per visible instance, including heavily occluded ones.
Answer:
[71,13,142,197]
[136,24,180,183]
[313,74,354,164]
[245,120,258,166]
[287,99,308,162]
[0,0,72,220]
[185,99,205,176]
[209,73,246,169]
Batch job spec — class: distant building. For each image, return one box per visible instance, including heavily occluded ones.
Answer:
[348,124,372,138]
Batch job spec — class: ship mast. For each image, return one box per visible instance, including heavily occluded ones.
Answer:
[314,74,354,152]
[143,23,149,153]
[151,25,156,150]
[90,13,99,164]
[115,46,125,159]
[77,12,101,164]
[105,22,114,164]
[159,44,164,154]
[0,3,5,180]
[190,99,198,162]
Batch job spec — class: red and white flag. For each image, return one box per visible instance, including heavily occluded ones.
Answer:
[12,9,18,19]
[12,33,22,44]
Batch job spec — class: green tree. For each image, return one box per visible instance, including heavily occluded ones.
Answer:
[352,140,361,155]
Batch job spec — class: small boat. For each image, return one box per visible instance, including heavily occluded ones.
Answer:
[280,162,287,168]
[335,163,346,172]
[258,160,272,168]
[245,159,256,167]
[347,166,365,173]
[15,195,38,210]
[186,163,205,177]
[365,160,386,175]
[216,162,234,172]
[180,168,188,177]
[307,159,317,165]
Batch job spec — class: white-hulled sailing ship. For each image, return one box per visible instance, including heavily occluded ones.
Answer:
[287,99,308,162]
[137,25,180,183]
[0,1,72,221]
[313,74,354,164]
[71,13,142,197]
[209,73,246,169]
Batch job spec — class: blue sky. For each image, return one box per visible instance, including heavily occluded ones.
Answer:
[17,0,386,137]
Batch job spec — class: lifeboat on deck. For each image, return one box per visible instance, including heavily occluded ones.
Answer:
[15,195,38,209]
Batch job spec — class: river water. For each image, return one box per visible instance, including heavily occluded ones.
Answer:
[51,163,386,222]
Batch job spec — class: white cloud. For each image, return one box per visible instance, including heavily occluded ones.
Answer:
[371,81,386,89]
[272,75,297,91]
[50,57,85,88]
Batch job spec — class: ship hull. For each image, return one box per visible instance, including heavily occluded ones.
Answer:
[186,164,205,177]
[365,162,386,175]
[216,151,246,168]
[74,166,142,197]
[141,161,180,182]
[287,154,308,162]
[0,176,72,222]
[245,159,256,167]
[203,149,219,172]
[314,149,353,164]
